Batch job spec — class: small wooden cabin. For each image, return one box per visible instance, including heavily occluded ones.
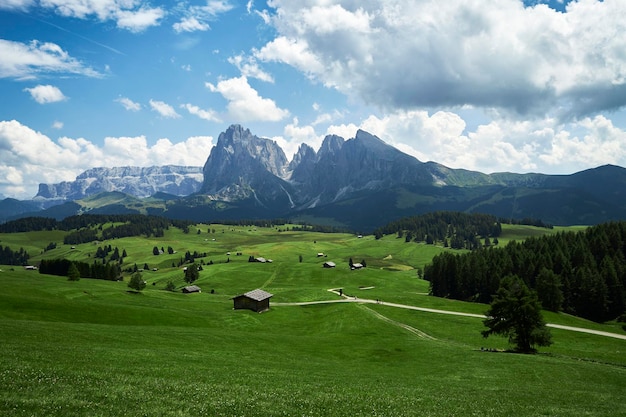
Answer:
[233,289,273,313]
[182,285,201,293]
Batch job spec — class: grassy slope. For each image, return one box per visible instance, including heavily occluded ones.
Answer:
[1,224,624,416]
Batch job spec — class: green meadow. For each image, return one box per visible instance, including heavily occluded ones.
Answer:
[1,224,624,416]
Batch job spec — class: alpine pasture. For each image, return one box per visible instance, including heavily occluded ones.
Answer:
[1,223,624,416]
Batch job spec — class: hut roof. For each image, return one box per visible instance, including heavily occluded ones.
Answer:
[182,285,201,293]
[236,288,273,301]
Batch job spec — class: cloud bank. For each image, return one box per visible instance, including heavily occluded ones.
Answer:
[0,120,214,199]
[261,0,626,120]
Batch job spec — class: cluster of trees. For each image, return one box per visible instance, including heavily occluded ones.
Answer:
[499,217,553,229]
[373,212,503,250]
[64,228,98,244]
[0,245,29,265]
[211,219,351,234]
[95,245,126,262]
[1,214,195,236]
[0,217,58,233]
[39,259,121,281]
[425,221,626,322]
[183,250,206,263]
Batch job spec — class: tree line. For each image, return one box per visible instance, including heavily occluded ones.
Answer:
[1,214,194,234]
[0,245,29,265]
[424,221,626,322]
[373,212,504,249]
[39,259,121,281]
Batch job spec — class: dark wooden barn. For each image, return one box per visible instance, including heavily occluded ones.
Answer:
[232,289,273,313]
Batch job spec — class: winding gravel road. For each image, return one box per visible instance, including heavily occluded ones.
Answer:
[274,290,626,341]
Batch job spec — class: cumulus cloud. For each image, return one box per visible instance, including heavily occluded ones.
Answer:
[116,97,141,111]
[0,39,101,79]
[228,54,274,82]
[206,76,289,122]
[181,103,221,122]
[319,110,626,175]
[115,7,165,32]
[262,0,626,119]
[275,117,324,160]
[173,0,234,33]
[38,0,164,32]
[149,99,181,118]
[52,121,64,129]
[24,84,67,103]
[173,16,210,33]
[0,120,214,199]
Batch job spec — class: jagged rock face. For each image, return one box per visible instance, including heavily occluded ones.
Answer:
[36,166,204,200]
[295,130,435,206]
[201,124,295,209]
[199,125,440,209]
[288,143,317,183]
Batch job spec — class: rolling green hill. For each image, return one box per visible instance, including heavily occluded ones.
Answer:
[1,224,624,416]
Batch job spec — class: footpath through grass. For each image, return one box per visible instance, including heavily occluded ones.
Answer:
[1,224,625,416]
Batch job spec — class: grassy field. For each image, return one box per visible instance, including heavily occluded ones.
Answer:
[1,224,624,416]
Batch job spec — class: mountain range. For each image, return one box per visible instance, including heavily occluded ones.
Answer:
[2,124,626,231]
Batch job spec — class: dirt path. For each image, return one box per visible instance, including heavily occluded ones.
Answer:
[273,290,626,341]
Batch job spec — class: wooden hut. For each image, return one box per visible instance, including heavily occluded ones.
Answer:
[232,289,273,313]
[182,285,201,293]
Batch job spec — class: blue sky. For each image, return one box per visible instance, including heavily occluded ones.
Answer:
[1,0,625,199]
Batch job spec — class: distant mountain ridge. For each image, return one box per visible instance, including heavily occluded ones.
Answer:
[2,124,626,230]
[35,165,203,202]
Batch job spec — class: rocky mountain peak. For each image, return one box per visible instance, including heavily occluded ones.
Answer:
[288,143,317,183]
[317,134,345,160]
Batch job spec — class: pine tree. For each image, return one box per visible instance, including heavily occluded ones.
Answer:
[67,263,80,281]
[128,272,146,292]
[482,275,552,353]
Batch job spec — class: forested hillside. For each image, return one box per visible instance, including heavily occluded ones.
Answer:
[373,212,503,249]
[425,222,626,322]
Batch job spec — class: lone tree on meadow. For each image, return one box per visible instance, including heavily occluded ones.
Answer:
[184,263,199,284]
[128,272,146,292]
[482,275,552,353]
[67,263,80,281]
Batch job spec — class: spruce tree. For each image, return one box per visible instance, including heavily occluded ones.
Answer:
[482,275,552,353]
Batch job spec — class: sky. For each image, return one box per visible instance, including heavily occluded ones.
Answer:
[1,0,626,199]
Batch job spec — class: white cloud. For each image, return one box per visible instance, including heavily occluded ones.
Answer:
[149,99,181,118]
[0,39,101,79]
[115,7,165,32]
[263,0,626,119]
[206,76,289,122]
[52,121,64,129]
[322,109,626,175]
[182,103,221,122]
[278,117,324,160]
[173,0,234,33]
[228,54,274,82]
[254,36,324,80]
[39,0,164,32]
[0,0,34,10]
[24,84,67,104]
[173,16,210,33]
[0,120,214,199]
[116,97,141,111]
